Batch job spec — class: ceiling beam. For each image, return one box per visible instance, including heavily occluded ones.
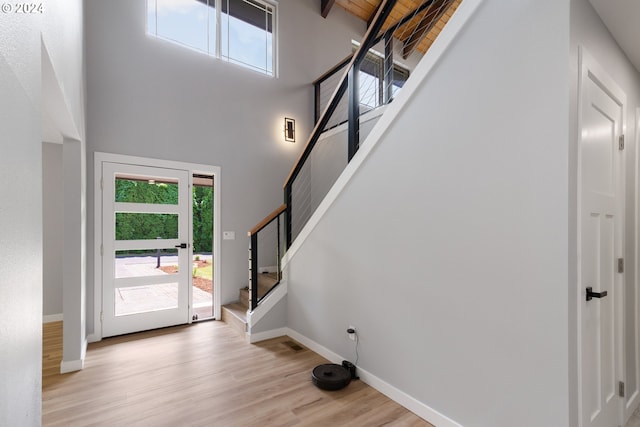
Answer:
[321,0,335,18]
[402,0,450,58]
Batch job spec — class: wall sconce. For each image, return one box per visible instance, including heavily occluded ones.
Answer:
[284,118,295,142]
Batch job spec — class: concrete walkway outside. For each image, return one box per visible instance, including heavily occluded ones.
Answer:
[114,255,213,318]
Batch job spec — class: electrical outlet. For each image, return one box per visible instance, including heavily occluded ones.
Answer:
[347,326,356,341]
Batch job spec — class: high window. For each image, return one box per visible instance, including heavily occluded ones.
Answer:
[147,0,276,77]
[354,44,410,109]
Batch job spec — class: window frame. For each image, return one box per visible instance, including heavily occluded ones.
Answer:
[352,43,410,108]
[147,0,278,77]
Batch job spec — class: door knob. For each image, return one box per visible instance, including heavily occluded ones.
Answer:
[586,287,607,301]
[175,243,187,249]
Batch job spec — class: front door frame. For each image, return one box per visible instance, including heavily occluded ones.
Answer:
[92,152,221,341]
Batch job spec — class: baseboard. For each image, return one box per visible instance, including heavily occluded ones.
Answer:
[284,328,463,427]
[86,333,101,343]
[60,358,84,373]
[43,313,63,323]
[258,266,278,274]
[248,327,288,344]
[60,337,88,374]
[285,328,344,363]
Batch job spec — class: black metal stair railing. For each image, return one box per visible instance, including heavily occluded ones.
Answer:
[247,0,460,311]
[248,204,286,311]
[284,0,398,248]
[284,0,459,248]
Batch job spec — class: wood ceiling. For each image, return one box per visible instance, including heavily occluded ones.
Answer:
[322,0,462,59]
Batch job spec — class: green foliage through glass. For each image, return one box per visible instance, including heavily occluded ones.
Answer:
[115,178,179,205]
[193,185,213,253]
[115,213,179,240]
[112,177,213,253]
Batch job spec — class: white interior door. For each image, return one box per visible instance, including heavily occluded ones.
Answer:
[102,162,191,337]
[579,48,625,427]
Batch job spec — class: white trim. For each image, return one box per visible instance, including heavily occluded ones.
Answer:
[282,0,483,269]
[94,152,219,174]
[248,327,287,344]
[86,333,101,344]
[60,358,84,374]
[93,152,222,339]
[247,280,287,327]
[93,154,102,340]
[43,313,63,323]
[628,107,640,423]
[60,338,86,373]
[213,164,222,321]
[284,328,462,427]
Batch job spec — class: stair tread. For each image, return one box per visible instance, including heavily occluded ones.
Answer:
[222,302,248,322]
[232,273,280,316]
[256,273,279,298]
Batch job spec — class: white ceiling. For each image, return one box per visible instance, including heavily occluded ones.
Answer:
[589,0,640,72]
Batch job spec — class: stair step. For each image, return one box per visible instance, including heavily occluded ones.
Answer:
[256,272,279,299]
[241,273,280,309]
[221,302,248,339]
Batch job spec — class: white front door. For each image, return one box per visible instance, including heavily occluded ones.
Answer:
[578,48,626,427]
[102,162,191,337]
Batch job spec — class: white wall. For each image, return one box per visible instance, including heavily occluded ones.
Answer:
[43,142,64,318]
[1,0,85,418]
[84,0,366,332]
[40,0,87,369]
[569,0,640,422]
[0,11,43,425]
[284,1,571,425]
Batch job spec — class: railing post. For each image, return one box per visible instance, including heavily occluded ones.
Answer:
[276,215,282,281]
[250,233,258,311]
[348,64,360,162]
[314,82,321,124]
[384,32,394,104]
[284,185,292,249]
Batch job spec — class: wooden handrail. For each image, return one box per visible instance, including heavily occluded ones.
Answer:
[249,204,287,236]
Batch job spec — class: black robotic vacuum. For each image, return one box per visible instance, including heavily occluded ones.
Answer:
[311,363,352,391]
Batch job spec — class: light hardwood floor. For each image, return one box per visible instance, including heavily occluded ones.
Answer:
[43,321,433,426]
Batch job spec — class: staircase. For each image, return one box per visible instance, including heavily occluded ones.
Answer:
[222,0,461,341]
[221,273,278,338]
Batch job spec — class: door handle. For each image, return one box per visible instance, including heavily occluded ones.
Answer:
[586,287,607,301]
[175,243,187,249]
